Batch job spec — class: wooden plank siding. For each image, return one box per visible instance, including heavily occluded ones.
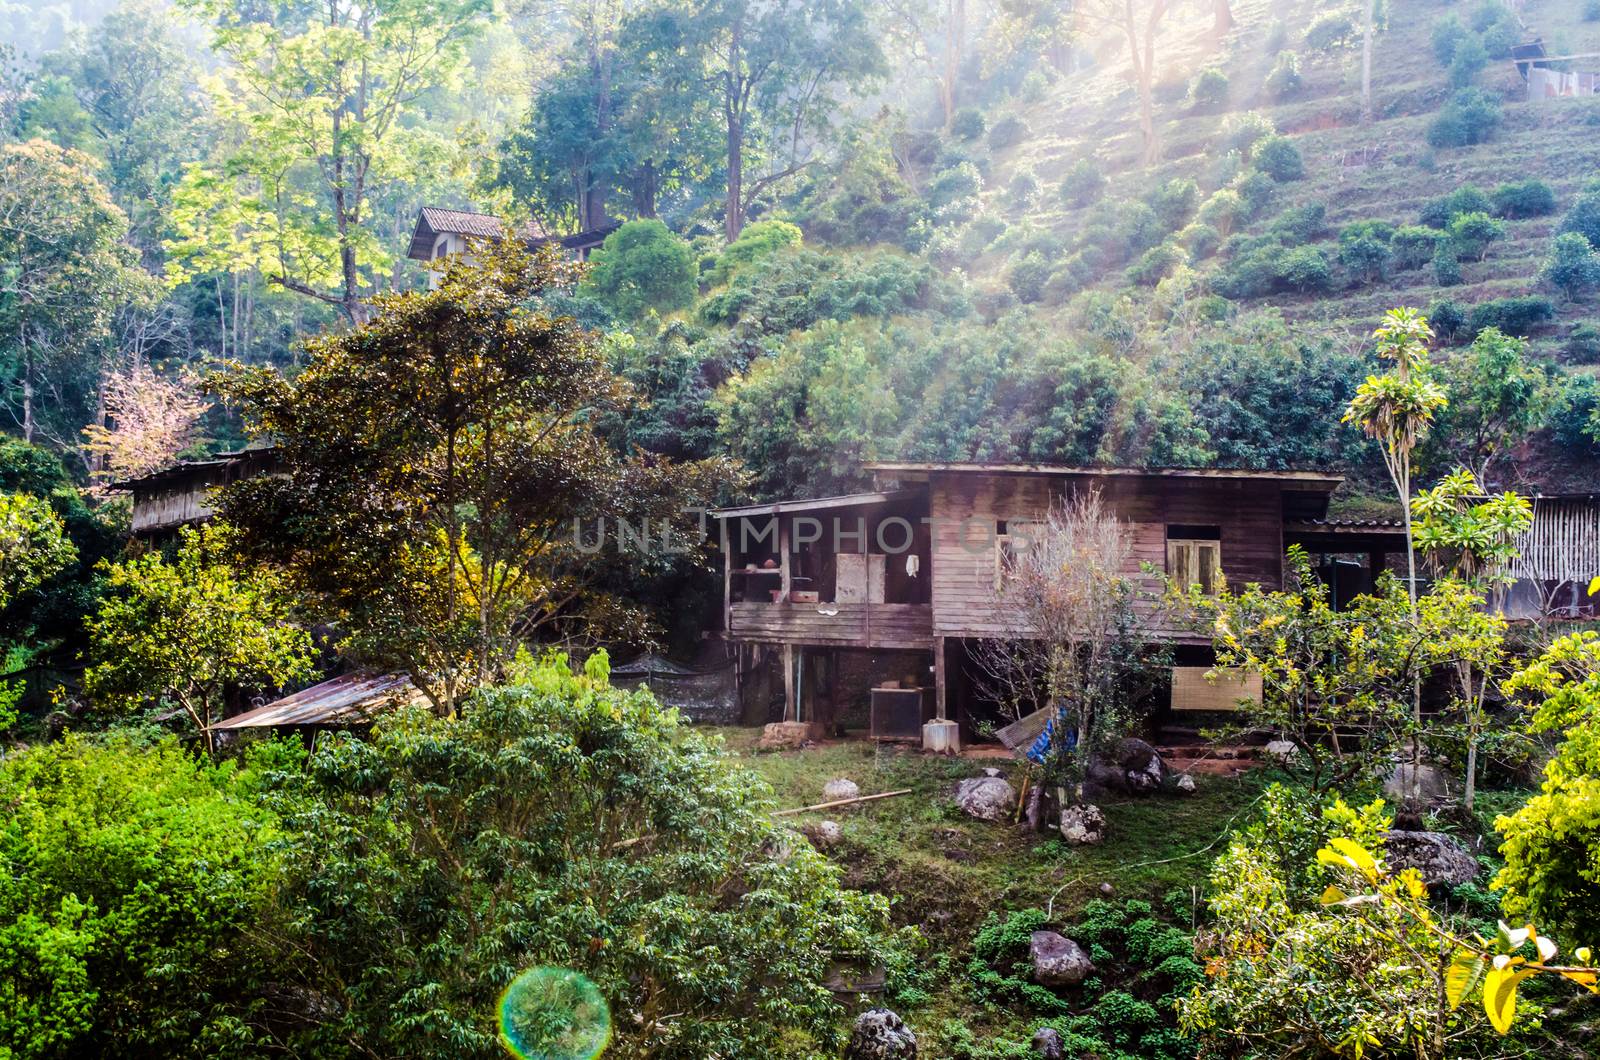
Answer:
[728,601,933,650]
[926,471,1289,644]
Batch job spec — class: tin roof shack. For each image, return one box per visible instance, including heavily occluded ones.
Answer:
[1508,494,1600,620]
[712,463,1405,751]
[1512,40,1600,100]
[408,207,621,287]
[109,446,279,537]
[212,671,427,747]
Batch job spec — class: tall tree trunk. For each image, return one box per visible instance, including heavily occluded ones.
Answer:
[632,158,657,218]
[1360,0,1376,124]
[21,330,34,444]
[724,17,745,242]
[940,0,966,127]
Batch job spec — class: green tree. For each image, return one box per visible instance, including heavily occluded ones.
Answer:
[583,219,696,319]
[0,492,74,611]
[214,240,732,714]
[84,525,315,751]
[175,0,492,323]
[0,139,149,446]
[1423,327,1549,481]
[1542,231,1600,301]
[264,651,896,1058]
[1447,209,1505,261]
[0,734,288,1058]
[707,217,803,284]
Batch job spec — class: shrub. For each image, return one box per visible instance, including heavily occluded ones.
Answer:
[1115,200,1165,257]
[1446,210,1506,260]
[1568,321,1600,362]
[1491,178,1557,219]
[1196,188,1245,235]
[1427,87,1502,148]
[1467,295,1556,337]
[1254,135,1304,181]
[1268,202,1326,243]
[1433,241,1463,286]
[1220,111,1275,157]
[1478,11,1519,58]
[1008,168,1040,206]
[1420,184,1494,229]
[1042,266,1084,305]
[1277,246,1333,293]
[583,218,697,318]
[1558,183,1600,248]
[1448,34,1489,88]
[1178,222,1222,260]
[1213,242,1286,299]
[1009,251,1052,303]
[968,909,1070,1012]
[1391,225,1444,270]
[1264,51,1303,99]
[1427,298,1469,344]
[1304,11,1357,51]
[928,162,983,209]
[1189,67,1230,110]
[950,107,986,141]
[1126,241,1184,286]
[1550,374,1600,451]
[1431,15,1472,65]
[1234,170,1276,216]
[1543,232,1600,300]
[988,115,1029,150]
[1339,231,1391,283]
[1060,158,1106,208]
[1149,177,1199,231]
[707,218,802,285]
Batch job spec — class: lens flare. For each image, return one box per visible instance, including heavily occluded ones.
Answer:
[497,967,612,1060]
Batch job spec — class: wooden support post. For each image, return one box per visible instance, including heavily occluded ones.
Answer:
[934,636,947,721]
[721,518,732,632]
[779,518,791,603]
[782,642,796,723]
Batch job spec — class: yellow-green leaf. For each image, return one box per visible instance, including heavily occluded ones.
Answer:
[1445,949,1485,1011]
[1319,884,1347,906]
[1483,965,1530,1034]
[1325,837,1379,881]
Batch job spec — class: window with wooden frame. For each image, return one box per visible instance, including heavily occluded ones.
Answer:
[1166,525,1222,595]
[994,518,1044,588]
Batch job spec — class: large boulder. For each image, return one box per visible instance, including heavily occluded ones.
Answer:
[953,775,1017,822]
[1384,830,1479,890]
[1384,762,1453,804]
[801,819,842,850]
[758,721,814,749]
[1031,1028,1066,1059]
[1029,931,1094,986]
[845,1008,917,1059]
[823,777,861,801]
[1116,737,1167,794]
[1059,803,1107,845]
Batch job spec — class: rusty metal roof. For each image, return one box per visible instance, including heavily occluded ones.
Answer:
[865,462,1345,487]
[712,487,924,519]
[213,671,426,730]
[407,208,620,261]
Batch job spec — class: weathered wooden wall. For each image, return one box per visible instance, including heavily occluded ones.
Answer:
[130,480,220,533]
[926,471,1287,642]
[728,601,933,650]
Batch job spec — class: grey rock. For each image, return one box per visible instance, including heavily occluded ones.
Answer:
[1029,931,1095,986]
[1384,762,1453,804]
[845,1008,917,1059]
[1264,739,1299,761]
[953,775,1017,822]
[1175,773,1197,795]
[823,777,862,801]
[1098,881,1115,896]
[1384,830,1479,889]
[1059,803,1107,845]
[1031,1027,1066,1059]
[802,819,843,849]
[982,766,1003,778]
[1116,737,1167,794]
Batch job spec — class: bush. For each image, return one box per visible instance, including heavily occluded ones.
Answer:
[1391,225,1444,271]
[1420,185,1494,229]
[1433,241,1463,286]
[1542,232,1600,300]
[1448,34,1489,88]
[950,107,986,141]
[1219,111,1276,158]
[1431,15,1472,65]
[1446,210,1506,260]
[1427,87,1502,148]
[968,909,1069,1012]
[1189,67,1230,110]
[1213,242,1287,299]
[1264,51,1303,99]
[1427,298,1469,343]
[1196,189,1245,235]
[1060,158,1106,208]
[1558,184,1600,248]
[1178,222,1222,260]
[1304,11,1357,51]
[1234,170,1276,216]
[1491,178,1557,219]
[1254,136,1304,181]
[928,162,983,209]
[584,219,697,318]
[1009,251,1052,303]
[1467,295,1556,337]
[1126,241,1184,286]
[1149,177,1199,231]
[988,115,1029,150]
[1268,202,1326,243]
[1277,246,1333,292]
[1008,168,1040,206]
[1568,321,1600,362]
[1550,374,1600,451]
[1478,12,1519,58]
[1339,230,1391,283]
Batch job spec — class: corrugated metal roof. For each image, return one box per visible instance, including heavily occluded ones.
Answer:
[865,462,1344,487]
[408,208,619,261]
[712,488,924,519]
[1290,517,1408,529]
[213,671,425,730]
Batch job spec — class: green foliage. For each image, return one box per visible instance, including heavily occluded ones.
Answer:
[1254,135,1304,181]
[968,908,1068,1012]
[1434,241,1464,286]
[1339,220,1395,283]
[84,525,315,747]
[1542,232,1600,301]
[1421,185,1494,229]
[1428,88,1503,148]
[1009,251,1052,302]
[1432,14,1472,65]
[1148,178,1199,231]
[950,107,986,141]
[1220,111,1275,159]
[1428,298,1470,344]
[0,734,286,1057]
[265,653,897,1057]
[1269,202,1325,243]
[1125,242,1184,287]
[1491,179,1557,219]
[987,115,1029,150]
[1007,167,1039,206]
[1188,67,1229,111]
[1448,33,1489,88]
[708,218,803,286]
[582,219,696,319]
[1423,328,1550,479]
[1447,210,1506,261]
[1059,158,1105,208]
[1467,296,1556,338]
[1277,246,1332,293]
[1177,222,1221,260]
[929,162,983,210]
[1550,374,1600,453]
[0,492,74,611]
[1567,321,1600,362]
[1391,225,1444,271]
[1304,10,1358,51]
[1264,51,1303,99]
[1559,182,1600,249]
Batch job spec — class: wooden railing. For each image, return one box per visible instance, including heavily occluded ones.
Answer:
[728,601,933,650]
